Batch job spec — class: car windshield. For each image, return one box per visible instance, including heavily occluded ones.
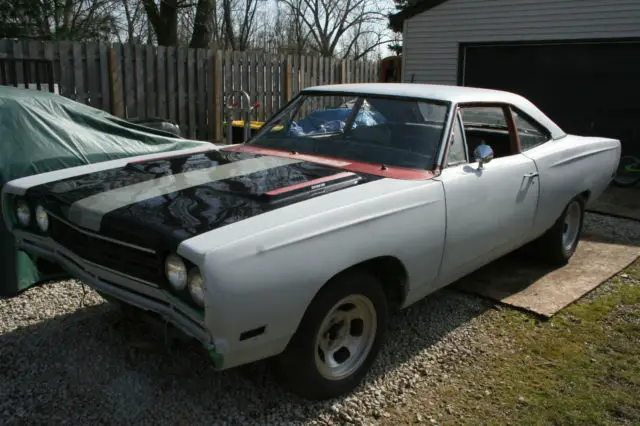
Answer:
[249,93,450,170]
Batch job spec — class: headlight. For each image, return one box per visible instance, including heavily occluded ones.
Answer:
[188,268,205,307]
[165,254,187,290]
[16,200,31,226]
[35,205,49,232]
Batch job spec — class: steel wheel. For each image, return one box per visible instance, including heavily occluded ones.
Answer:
[273,269,388,400]
[562,200,582,252]
[314,295,377,381]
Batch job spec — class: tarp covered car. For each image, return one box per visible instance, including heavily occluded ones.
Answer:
[0,85,208,297]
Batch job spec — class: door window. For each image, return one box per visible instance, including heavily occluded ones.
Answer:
[459,105,517,159]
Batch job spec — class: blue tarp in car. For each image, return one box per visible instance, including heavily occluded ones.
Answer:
[0,85,209,297]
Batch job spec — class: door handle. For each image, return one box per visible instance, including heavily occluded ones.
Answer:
[524,172,539,179]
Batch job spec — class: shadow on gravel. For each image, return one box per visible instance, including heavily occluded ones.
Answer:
[0,286,492,424]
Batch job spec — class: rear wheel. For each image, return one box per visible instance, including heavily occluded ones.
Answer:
[535,196,585,265]
[274,270,388,400]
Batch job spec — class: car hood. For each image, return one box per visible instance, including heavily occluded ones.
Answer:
[25,147,384,250]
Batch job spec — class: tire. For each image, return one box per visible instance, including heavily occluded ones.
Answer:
[273,269,389,400]
[534,196,585,265]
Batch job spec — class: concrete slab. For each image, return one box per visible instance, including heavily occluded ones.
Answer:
[453,214,640,317]
[588,186,640,221]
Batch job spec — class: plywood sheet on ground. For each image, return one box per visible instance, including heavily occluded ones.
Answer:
[453,214,640,317]
[588,186,640,221]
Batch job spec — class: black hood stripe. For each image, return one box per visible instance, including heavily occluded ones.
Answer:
[67,156,301,232]
[27,149,383,252]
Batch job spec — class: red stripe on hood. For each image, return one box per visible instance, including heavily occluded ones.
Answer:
[266,172,357,196]
[223,145,434,180]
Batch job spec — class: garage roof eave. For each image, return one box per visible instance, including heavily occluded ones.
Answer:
[389,0,451,32]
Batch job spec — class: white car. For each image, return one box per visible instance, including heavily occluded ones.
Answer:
[2,83,621,399]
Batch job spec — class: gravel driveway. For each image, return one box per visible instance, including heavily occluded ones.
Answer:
[1,213,636,425]
[0,282,492,424]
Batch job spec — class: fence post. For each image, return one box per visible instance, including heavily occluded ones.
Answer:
[283,55,291,103]
[107,46,124,117]
[211,49,223,142]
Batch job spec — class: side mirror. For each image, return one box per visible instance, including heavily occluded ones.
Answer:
[474,143,494,169]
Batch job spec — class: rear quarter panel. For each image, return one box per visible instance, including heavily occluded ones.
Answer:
[178,178,447,359]
[523,135,621,236]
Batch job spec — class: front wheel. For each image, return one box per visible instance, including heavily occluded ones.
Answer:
[534,196,585,265]
[273,270,388,400]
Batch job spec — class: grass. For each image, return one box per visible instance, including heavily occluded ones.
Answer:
[387,260,640,425]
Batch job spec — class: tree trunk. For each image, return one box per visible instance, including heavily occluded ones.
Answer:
[189,0,214,48]
[142,0,178,46]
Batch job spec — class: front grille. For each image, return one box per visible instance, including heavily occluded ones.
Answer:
[49,216,164,284]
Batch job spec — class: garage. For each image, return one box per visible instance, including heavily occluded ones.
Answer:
[390,0,640,156]
[460,40,640,155]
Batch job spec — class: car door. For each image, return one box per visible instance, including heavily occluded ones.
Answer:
[434,104,540,286]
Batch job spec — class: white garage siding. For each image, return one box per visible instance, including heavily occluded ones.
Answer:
[402,0,640,84]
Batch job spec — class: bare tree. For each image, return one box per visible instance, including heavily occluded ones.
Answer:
[0,0,119,40]
[222,0,260,51]
[278,0,393,59]
[118,0,150,43]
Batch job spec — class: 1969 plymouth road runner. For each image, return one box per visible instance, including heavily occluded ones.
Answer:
[2,83,621,399]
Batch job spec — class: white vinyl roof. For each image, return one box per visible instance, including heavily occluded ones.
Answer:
[303,83,566,139]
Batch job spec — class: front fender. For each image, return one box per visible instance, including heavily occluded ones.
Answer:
[181,178,446,361]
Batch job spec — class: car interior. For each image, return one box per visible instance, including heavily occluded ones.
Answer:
[459,106,518,159]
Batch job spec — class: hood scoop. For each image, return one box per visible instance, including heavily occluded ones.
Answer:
[262,172,362,203]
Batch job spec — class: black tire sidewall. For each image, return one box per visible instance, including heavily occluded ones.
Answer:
[275,269,389,400]
[544,196,585,263]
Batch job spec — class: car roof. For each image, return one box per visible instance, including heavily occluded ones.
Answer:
[302,83,566,139]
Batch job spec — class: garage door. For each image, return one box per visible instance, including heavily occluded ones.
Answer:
[460,39,640,156]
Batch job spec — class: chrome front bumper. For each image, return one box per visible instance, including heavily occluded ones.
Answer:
[14,230,214,347]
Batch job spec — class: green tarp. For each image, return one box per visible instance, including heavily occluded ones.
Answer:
[0,85,209,297]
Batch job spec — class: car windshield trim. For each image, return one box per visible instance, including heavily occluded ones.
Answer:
[249,93,452,172]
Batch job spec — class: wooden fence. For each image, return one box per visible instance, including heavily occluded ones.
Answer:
[0,39,380,141]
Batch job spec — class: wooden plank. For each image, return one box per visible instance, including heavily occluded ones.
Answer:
[99,43,110,111]
[107,46,124,117]
[233,51,241,93]
[156,46,167,120]
[26,41,39,90]
[166,46,177,123]
[11,40,23,88]
[85,42,100,108]
[211,50,223,142]
[146,45,157,118]
[176,46,186,132]
[43,42,56,93]
[73,42,85,103]
[122,44,135,118]
[134,45,145,119]
[300,55,306,91]
[205,51,214,140]
[57,42,69,95]
[241,51,249,97]
[256,52,264,121]
[196,48,207,140]
[292,55,299,96]
[224,50,232,101]
[312,55,319,87]
[339,60,346,84]
[186,47,196,139]
[264,53,273,120]
[282,55,291,104]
